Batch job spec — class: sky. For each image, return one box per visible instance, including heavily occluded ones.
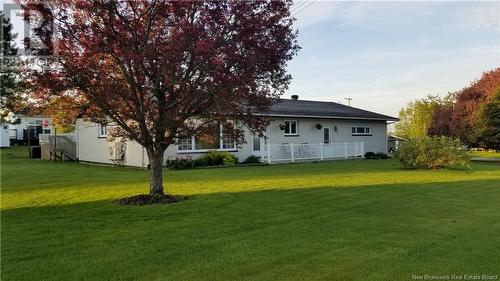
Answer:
[3,1,500,117]
[288,1,500,116]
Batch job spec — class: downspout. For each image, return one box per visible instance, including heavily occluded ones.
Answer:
[385,121,397,154]
[141,146,145,169]
[75,120,79,161]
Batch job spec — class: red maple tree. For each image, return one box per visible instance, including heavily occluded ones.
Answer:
[450,68,500,146]
[19,0,298,195]
[427,104,454,137]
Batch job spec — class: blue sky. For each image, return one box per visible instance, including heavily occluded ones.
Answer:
[4,1,499,117]
[289,1,500,116]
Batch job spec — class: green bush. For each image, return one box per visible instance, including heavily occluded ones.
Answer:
[242,155,261,164]
[364,152,389,159]
[222,153,238,166]
[165,157,194,170]
[364,152,376,159]
[166,151,239,169]
[393,136,469,169]
[198,150,238,166]
[193,157,209,167]
[375,152,389,159]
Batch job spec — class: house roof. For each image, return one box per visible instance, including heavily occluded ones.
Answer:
[264,98,399,121]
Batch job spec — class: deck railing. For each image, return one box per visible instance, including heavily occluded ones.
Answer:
[261,142,364,163]
[38,133,77,161]
[39,133,76,144]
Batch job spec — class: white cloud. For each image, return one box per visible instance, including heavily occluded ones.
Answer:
[450,1,500,31]
[294,1,500,32]
[293,1,379,29]
[292,1,339,29]
[288,46,499,116]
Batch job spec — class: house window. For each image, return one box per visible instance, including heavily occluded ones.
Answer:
[178,124,235,152]
[195,126,220,150]
[178,138,193,151]
[284,120,298,136]
[98,125,107,138]
[352,126,371,136]
[222,129,235,149]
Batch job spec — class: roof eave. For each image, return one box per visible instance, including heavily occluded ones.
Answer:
[253,113,399,122]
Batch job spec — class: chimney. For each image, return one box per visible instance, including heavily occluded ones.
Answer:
[291,95,299,100]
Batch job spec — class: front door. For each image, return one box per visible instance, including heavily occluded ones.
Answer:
[252,134,262,156]
[323,127,330,144]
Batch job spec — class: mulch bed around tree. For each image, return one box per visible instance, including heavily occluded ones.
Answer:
[116,194,188,206]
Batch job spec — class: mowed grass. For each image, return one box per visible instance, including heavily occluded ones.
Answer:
[470,151,500,159]
[1,147,500,281]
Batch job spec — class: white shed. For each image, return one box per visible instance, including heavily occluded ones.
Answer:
[1,123,10,148]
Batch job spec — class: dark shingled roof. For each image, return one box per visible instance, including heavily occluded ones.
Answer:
[265,98,398,121]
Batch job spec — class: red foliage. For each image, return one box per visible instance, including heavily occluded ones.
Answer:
[428,105,453,137]
[18,0,299,194]
[450,68,500,145]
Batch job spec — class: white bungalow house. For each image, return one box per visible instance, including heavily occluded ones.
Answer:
[75,96,398,167]
[3,113,52,146]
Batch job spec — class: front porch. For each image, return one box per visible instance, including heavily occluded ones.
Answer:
[261,141,364,163]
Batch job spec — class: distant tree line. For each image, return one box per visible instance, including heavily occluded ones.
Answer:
[396,68,500,150]
[0,11,26,124]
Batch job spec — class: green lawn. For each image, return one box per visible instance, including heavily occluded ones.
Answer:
[1,147,500,281]
[470,151,500,159]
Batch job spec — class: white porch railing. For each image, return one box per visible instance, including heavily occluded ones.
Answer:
[261,142,364,163]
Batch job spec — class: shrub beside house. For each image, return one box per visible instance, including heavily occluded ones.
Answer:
[393,136,469,169]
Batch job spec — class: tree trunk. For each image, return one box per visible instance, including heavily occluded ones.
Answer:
[148,151,165,195]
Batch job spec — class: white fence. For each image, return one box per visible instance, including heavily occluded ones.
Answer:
[261,142,364,163]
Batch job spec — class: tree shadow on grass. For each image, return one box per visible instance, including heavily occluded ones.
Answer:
[2,179,500,281]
